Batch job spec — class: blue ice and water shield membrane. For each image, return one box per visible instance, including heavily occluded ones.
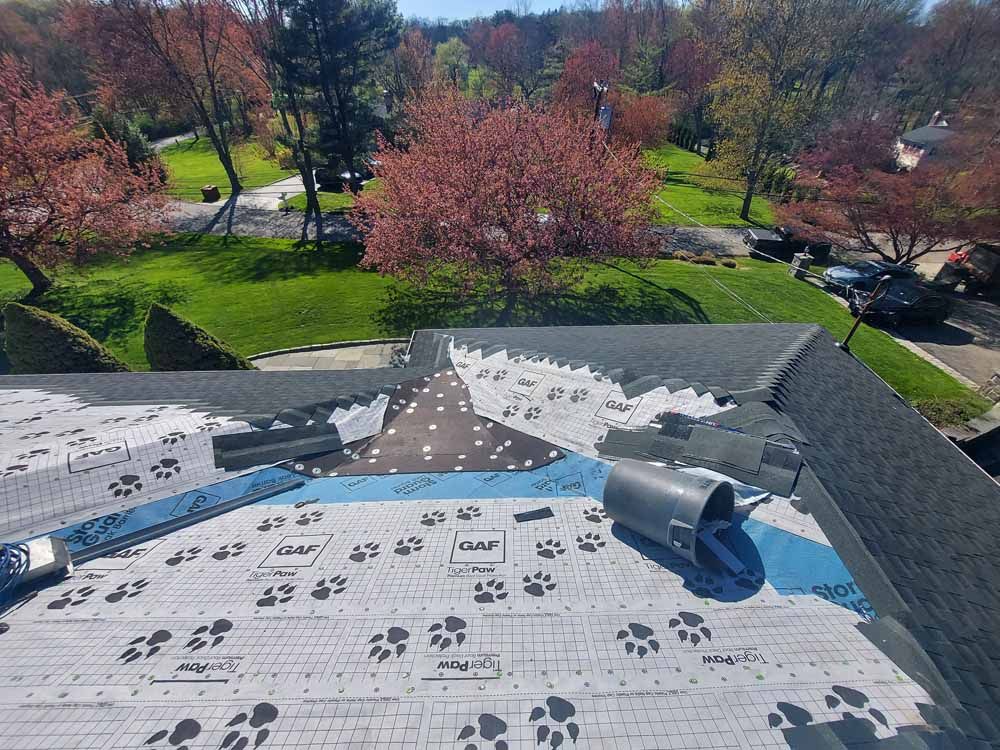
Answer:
[52,451,873,619]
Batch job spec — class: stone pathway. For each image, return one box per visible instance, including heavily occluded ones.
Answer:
[168,199,357,241]
[251,342,405,371]
[150,131,197,152]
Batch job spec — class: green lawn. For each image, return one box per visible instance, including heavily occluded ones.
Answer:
[644,144,775,227]
[159,139,294,201]
[0,235,986,423]
[283,179,381,213]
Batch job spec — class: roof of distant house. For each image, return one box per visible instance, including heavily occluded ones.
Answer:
[899,124,954,148]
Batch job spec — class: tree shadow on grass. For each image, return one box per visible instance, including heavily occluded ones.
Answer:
[375,276,708,336]
[174,234,365,283]
[37,279,189,347]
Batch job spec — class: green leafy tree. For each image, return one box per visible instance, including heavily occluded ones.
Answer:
[621,41,666,95]
[91,109,156,169]
[4,303,130,374]
[143,303,255,371]
[433,37,470,88]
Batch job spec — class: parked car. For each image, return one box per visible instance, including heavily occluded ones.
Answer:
[742,227,832,264]
[847,279,951,325]
[937,243,1000,297]
[823,260,918,295]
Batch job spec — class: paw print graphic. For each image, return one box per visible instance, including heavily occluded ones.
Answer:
[108,474,142,498]
[195,420,223,432]
[55,428,86,438]
[19,431,49,440]
[256,516,287,532]
[583,506,607,523]
[668,611,712,646]
[184,619,233,651]
[15,448,50,460]
[150,458,182,479]
[67,435,97,447]
[523,571,556,597]
[159,431,187,446]
[473,579,508,604]
[502,404,520,418]
[420,510,446,527]
[295,510,324,526]
[165,547,202,567]
[457,505,482,520]
[101,416,128,425]
[617,622,661,657]
[523,405,543,421]
[686,571,724,598]
[428,616,467,650]
[311,576,348,600]
[819,685,890,729]
[529,696,580,748]
[221,703,279,750]
[535,539,565,559]
[569,388,590,403]
[0,464,29,478]
[349,542,381,562]
[394,536,424,555]
[475,369,492,380]
[492,369,509,382]
[105,579,150,603]
[132,414,160,424]
[144,718,202,750]
[546,386,566,401]
[257,583,295,607]
[766,701,814,729]
[212,542,247,561]
[576,532,606,552]
[119,629,172,663]
[368,627,409,661]
[14,415,42,425]
[149,458,181,479]
[47,586,97,610]
[458,713,508,750]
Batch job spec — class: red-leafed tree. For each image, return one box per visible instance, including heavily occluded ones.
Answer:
[482,22,546,102]
[352,89,659,323]
[0,57,167,296]
[613,92,674,148]
[553,40,619,115]
[777,116,998,264]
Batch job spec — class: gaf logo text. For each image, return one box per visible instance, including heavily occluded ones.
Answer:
[450,530,506,564]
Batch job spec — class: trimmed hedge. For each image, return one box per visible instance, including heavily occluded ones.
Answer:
[144,303,255,371]
[3,302,130,374]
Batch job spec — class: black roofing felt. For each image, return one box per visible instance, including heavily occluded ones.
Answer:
[3,323,999,748]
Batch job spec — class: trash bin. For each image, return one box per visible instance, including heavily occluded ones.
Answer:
[789,252,813,279]
[200,184,221,203]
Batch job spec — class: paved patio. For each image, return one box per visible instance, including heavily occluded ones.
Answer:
[251,342,405,370]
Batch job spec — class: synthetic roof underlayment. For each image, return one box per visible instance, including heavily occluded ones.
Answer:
[0,327,994,749]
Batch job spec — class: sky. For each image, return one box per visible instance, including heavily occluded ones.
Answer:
[397,0,568,21]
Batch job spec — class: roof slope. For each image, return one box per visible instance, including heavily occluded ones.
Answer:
[900,125,954,147]
[410,324,1000,748]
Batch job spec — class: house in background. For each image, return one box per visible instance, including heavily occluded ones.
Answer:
[895,110,954,169]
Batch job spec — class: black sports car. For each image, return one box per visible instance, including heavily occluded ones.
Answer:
[848,279,951,325]
[823,260,918,295]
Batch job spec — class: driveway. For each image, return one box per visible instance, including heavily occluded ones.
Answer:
[168,199,357,241]
[891,294,1000,386]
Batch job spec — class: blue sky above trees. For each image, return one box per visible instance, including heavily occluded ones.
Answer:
[398,0,566,21]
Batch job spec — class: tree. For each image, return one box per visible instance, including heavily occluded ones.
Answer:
[552,40,618,115]
[709,0,841,219]
[284,0,400,191]
[433,37,470,88]
[91,108,157,169]
[614,93,674,148]
[664,37,719,151]
[777,117,998,264]
[144,303,255,370]
[351,90,659,323]
[381,28,433,105]
[4,303,130,374]
[0,57,166,297]
[70,0,268,196]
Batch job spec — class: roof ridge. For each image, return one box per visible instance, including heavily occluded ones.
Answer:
[754,324,826,404]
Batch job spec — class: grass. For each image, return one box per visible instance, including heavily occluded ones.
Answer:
[283,180,380,213]
[0,234,987,423]
[644,144,775,227]
[159,139,294,202]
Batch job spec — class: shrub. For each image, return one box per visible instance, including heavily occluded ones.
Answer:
[721,258,738,268]
[144,303,255,371]
[3,302,130,374]
[691,255,717,265]
[672,250,695,261]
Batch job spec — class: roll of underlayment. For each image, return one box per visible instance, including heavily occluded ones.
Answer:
[602,459,735,568]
